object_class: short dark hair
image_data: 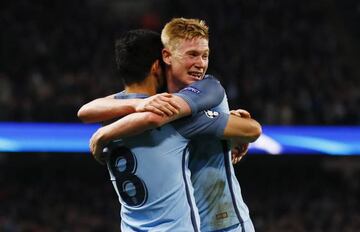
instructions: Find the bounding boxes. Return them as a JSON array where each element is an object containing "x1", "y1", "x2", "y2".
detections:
[{"x1": 115, "y1": 29, "x2": 163, "y2": 85}]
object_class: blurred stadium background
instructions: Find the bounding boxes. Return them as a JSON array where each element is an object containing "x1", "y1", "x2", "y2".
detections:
[{"x1": 1, "y1": 0, "x2": 360, "y2": 231}]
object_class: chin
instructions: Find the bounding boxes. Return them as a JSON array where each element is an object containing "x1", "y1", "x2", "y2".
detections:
[
  {"x1": 187, "y1": 75, "x2": 201, "y2": 82},
  {"x1": 185, "y1": 79, "x2": 197, "y2": 85}
]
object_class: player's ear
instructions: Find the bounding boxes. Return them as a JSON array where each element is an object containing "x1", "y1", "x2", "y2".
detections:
[
  {"x1": 151, "y1": 60, "x2": 165, "y2": 90},
  {"x1": 150, "y1": 60, "x2": 160, "y2": 76},
  {"x1": 162, "y1": 48, "x2": 171, "y2": 65}
]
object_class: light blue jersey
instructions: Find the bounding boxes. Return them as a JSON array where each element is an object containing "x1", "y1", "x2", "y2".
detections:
[
  {"x1": 105, "y1": 78, "x2": 230, "y2": 231},
  {"x1": 189, "y1": 92, "x2": 255, "y2": 232}
]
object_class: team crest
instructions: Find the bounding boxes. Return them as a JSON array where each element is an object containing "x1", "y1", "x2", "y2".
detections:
[{"x1": 205, "y1": 110, "x2": 219, "y2": 118}]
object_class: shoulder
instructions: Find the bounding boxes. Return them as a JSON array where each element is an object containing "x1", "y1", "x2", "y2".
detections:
[{"x1": 204, "y1": 74, "x2": 220, "y2": 82}]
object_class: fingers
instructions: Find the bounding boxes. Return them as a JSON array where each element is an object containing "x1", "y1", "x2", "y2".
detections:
[
  {"x1": 93, "y1": 147, "x2": 106, "y2": 165},
  {"x1": 145, "y1": 103, "x2": 178, "y2": 116},
  {"x1": 144, "y1": 93, "x2": 180, "y2": 116},
  {"x1": 238, "y1": 109, "x2": 251, "y2": 118},
  {"x1": 231, "y1": 143, "x2": 249, "y2": 164},
  {"x1": 230, "y1": 110, "x2": 241, "y2": 117},
  {"x1": 89, "y1": 132, "x2": 106, "y2": 165},
  {"x1": 239, "y1": 143, "x2": 249, "y2": 153},
  {"x1": 232, "y1": 156, "x2": 242, "y2": 164},
  {"x1": 156, "y1": 93, "x2": 180, "y2": 116},
  {"x1": 92, "y1": 150, "x2": 105, "y2": 165},
  {"x1": 237, "y1": 144, "x2": 249, "y2": 157},
  {"x1": 157, "y1": 102, "x2": 179, "y2": 116},
  {"x1": 145, "y1": 105, "x2": 167, "y2": 116},
  {"x1": 231, "y1": 151, "x2": 243, "y2": 164},
  {"x1": 231, "y1": 147, "x2": 240, "y2": 164},
  {"x1": 230, "y1": 109, "x2": 251, "y2": 118}
]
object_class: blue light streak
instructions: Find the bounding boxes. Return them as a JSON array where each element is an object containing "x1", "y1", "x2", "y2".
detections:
[{"x1": 1, "y1": 123, "x2": 359, "y2": 155}]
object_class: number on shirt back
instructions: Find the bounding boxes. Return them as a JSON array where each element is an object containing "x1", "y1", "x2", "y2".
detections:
[{"x1": 107, "y1": 145, "x2": 148, "y2": 207}]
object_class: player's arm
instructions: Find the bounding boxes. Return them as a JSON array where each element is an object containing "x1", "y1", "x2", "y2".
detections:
[
  {"x1": 77, "y1": 93, "x2": 181, "y2": 123},
  {"x1": 90, "y1": 78, "x2": 225, "y2": 162},
  {"x1": 90, "y1": 85, "x2": 224, "y2": 155},
  {"x1": 90, "y1": 110, "x2": 186, "y2": 164},
  {"x1": 208, "y1": 110, "x2": 261, "y2": 162},
  {"x1": 90, "y1": 77, "x2": 226, "y2": 144},
  {"x1": 173, "y1": 109, "x2": 262, "y2": 144},
  {"x1": 227, "y1": 109, "x2": 251, "y2": 163},
  {"x1": 78, "y1": 94, "x2": 139, "y2": 123},
  {"x1": 222, "y1": 115, "x2": 262, "y2": 143},
  {"x1": 89, "y1": 97, "x2": 191, "y2": 164},
  {"x1": 79, "y1": 75, "x2": 224, "y2": 124},
  {"x1": 143, "y1": 76, "x2": 226, "y2": 126}
]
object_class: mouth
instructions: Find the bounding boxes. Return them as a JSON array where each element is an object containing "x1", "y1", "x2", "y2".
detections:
[{"x1": 188, "y1": 71, "x2": 203, "y2": 80}]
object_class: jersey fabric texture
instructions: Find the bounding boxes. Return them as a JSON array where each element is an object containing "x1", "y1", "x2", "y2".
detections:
[
  {"x1": 105, "y1": 78, "x2": 228, "y2": 231},
  {"x1": 189, "y1": 92, "x2": 255, "y2": 232}
]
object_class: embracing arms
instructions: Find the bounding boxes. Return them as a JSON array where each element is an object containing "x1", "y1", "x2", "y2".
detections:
[
  {"x1": 89, "y1": 106, "x2": 261, "y2": 164},
  {"x1": 78, "y1": 77, "x2": 261, "y2": 164},
  {"x1": 78, "y1": 93, "x2": 182, "y2": 123}
]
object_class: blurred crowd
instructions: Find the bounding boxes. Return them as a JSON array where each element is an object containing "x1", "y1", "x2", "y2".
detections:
[
  {"x1": 242, "y1": 156, "x2": 360, "y2": 232},
  {"x1": 1, "y1": 0, "x2": 360, "y2": 124},
  {"x1": 0, "y1": 155, "x2": 119, "y2": 232},
  {"x1": 1, "y1": 154, "x2": 359, "y2": 232}
]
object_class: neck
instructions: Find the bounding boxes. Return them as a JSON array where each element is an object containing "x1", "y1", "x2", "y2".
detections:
[
  {"x1": 165, "y1": 69, "x2": 182, "y2": 93},
  {"x1": 125, "y1": 76, "x2": 157, "y2": 96},
  {"x1": 166, "y1": 81, "x2": 179, "y2": 93}
]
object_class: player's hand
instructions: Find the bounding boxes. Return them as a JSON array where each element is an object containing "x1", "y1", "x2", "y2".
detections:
[
  {"x1": 230, "y1": 108, "x2": 252, "y2": 164},
  {"x1": 231, "y1": 143, "x2": 249, "y2": 164},
  {"x1": 89, "y1": 128, "x2": 107, "y2": 165},
  {"x1": 230, "y1": 109, "x2": 251, "y2": 118},
  {"x1": 136, "y1": 93, "x2": 180, "y2": 117}
]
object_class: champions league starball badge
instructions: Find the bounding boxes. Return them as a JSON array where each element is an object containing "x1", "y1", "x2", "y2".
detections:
[{"x1": 205, "y1": 110, "x2": 219, "y2": 118}]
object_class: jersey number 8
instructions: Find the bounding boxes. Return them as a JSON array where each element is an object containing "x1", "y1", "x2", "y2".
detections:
[{"x1": 108, "y1": 144, "x2": 148, "y2": 207}]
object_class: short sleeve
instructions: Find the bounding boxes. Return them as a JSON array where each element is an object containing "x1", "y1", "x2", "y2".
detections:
[
  {"x1": 174, "y1": 75, "x2": 225, "y2": 115},
  {"x1": 172, "y1": 110, "x2": 230, "y2": 139}
]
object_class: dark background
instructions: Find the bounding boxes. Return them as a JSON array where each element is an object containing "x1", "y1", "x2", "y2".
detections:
[
  {"x1": 1, "y1": 0, "x2": 359, "y2": 124},
  {"x1": 1, "y1": 154, "x2": 359, "y2": 231},
  {"x1": 1, "y1": 0, "x2": 360, "y2": 231}
]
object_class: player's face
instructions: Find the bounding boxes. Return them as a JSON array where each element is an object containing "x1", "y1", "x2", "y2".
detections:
[{"x1": 169, "y1": 37, "x2": 209, "y2": 89}]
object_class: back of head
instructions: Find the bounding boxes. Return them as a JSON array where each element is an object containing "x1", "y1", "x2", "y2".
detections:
[
  {"x1": 115, "y1": 29, "x2": 163, "y2": 85},
  {"x1": 161, "y1": 18, "x2": 209, "y2": 51}
]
